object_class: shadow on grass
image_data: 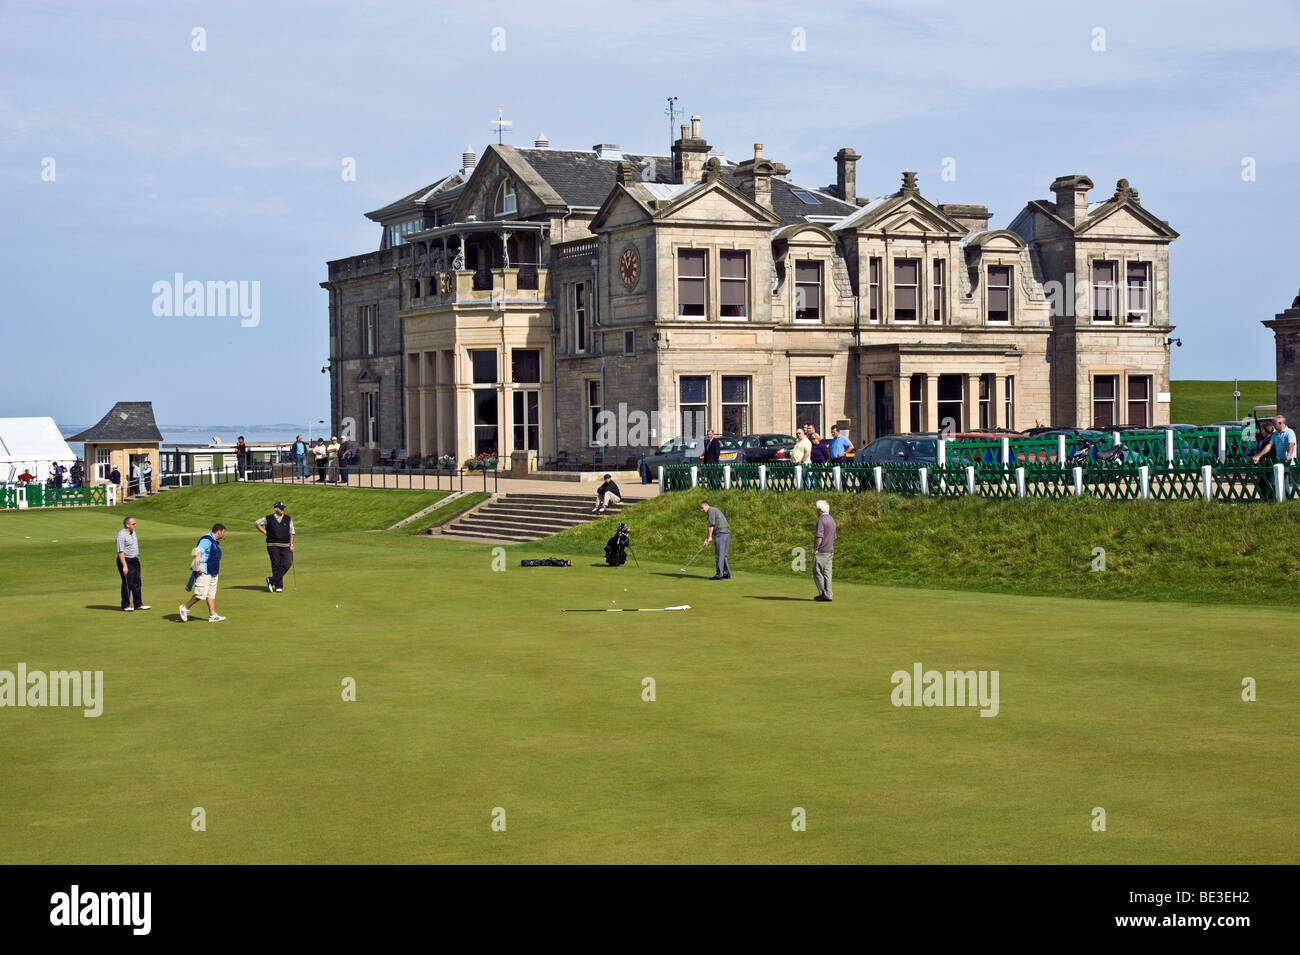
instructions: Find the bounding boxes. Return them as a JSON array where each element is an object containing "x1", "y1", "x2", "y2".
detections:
[
  {"x1": 86, "y1": 605, "x2": 130, "y2": 612},
  {"x1": 745, "y1": 595, "x2": 812, "y2": 601}
]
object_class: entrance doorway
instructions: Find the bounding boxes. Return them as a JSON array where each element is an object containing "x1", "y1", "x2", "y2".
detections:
[{"x1": 874, "y1": 380, "x2": 895, "y2": 438}]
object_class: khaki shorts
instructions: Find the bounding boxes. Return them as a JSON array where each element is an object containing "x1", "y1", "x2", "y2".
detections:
[{"x1": 193, "y1": 574, "x2": 219, "y2": 599}]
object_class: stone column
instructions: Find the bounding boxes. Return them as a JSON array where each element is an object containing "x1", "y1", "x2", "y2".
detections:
[
  {"x1": 994, "y1": 374, "x2": 1009, "y2": 430},
  {"x1": 965, "y1": 374, "x2": 979, "y2": 432},
  {"x1": 925, "y1": 373, "x2": 939, "y2": 433}
]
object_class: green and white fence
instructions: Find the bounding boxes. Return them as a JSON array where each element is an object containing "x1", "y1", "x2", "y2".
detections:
[{"x1": 1, "y1": 484, "x2": 111, "y2": 509}]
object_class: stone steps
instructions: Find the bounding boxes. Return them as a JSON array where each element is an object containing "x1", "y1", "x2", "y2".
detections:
[{"x1": 437, "y1": 493, "x2": 639, "y2": 543}]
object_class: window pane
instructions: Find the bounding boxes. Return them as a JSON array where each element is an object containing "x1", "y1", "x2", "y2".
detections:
[
  {"x1": 720, "y1": 251, "x2": 747, "y2": 279},
  {"x1": 795, "y1": 260, "x2": 820, "y2": 283},
  {"x1": 471, "y1": 350, "x2": 497, "y2": 384},
  {"x1": 720, "y1": 280, "x2": 747, "y2": 308},
  {"x1": 722, "y1": 376, "x2": 748, "y2": 403},
  {"x1": 680, "y1": 376, "x2": 707, "y2": 405},
  {"x1": 895, "y1": 286, "x2": 917, "y2": 310},
  {"x1": 795, "y1": 377, "x2": 822, "y2": 402},
  {"x1": 893, "y1": 259, "x2": 918, "y2": 284},
  {"x1": 511, "y1": 349, "x2": 540, "y2": 384},
  {"x1": 678, "y1": 249, "x2": 706, "y2": 277},
  {"x1": 1094, "y1": 261, "x2": 1114, "y2": 283},
  {"x1": 1095, "y1": 376, "x2": 1115, "y2": 399},
  {"x1": 988, "y1": 288, "x2": 1008, "y2": 311}
]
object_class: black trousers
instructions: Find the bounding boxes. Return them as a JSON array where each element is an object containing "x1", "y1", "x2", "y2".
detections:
[
  {"x1": 268, "y1": 546, "x2": 293, "y2": 589},
  {"x1": 118, "y1": 556, "x2": 142, "y2": 609},
  {"x1": 315, "y1": 458, "x2": 326, "y2": 482}
]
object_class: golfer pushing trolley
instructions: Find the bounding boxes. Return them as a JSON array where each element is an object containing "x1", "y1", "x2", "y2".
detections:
[{"x1": 698, "y1": 500, "x2": 731, "y2": 580}]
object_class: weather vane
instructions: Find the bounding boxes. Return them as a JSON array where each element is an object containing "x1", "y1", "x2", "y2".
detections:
[{"x1": 492, "y1": 106, "x2": 512, "y2": 145}]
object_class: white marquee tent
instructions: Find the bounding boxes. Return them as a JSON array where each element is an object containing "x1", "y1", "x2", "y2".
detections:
[{"x1": 0, "y1": 417, "x2": 77, "y2": 484}]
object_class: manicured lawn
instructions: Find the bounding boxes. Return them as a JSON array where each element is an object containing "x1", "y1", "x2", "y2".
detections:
[
  {"x1": 0, "y1": 486, "x2": 1294, "y2": 863},
  {"x1": 1170, "y1": 379, "x2": 1275, "y2": 424}
]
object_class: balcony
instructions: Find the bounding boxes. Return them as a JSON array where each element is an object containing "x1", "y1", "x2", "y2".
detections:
[{"x1": 405, "y1": 267, "x2": 551, "y2": 309}]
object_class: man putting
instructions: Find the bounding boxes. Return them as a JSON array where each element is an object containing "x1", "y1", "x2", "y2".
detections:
[
  {"x1": 813, "y1": 499, "x2": 836, "y2": 602},
  {"x1": 699, "y1": 500, "x2": 731, "y2": 580},
  {"x1": 254, "y1": 501, "x2": 295, "y2": 592},
  {"x1": 181, "y1": 523, "x2": 226, "y2": 623}
]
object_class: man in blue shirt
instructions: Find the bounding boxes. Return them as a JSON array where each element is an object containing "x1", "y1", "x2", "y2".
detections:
[
  {"x1": 828, "y1": 425, "x2": 855, "y2": 461},
  {"x1": 1253, "y1": 416, "x2": 1296, "y2": 465},
  {"x1": 293, "y1": 435, "x2": 308, "y2": 479},
  {"x1": 180, "y1": 523, "x2": 227, "y2": 623}
]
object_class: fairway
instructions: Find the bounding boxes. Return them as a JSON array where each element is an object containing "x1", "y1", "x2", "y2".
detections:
[{"x1": 1, "y1": 493, "x2": 1295, "y2": 864}]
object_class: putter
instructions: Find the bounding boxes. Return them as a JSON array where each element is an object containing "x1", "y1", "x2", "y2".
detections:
[
  {"x1": 291, "y1": 561, "x2": 298, "y2": 592},
  {"x1": 680, "y1": 543, "x2": 707, "y2": 574}
]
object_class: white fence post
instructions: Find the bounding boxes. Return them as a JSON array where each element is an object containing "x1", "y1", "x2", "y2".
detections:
[
  {"x1": 1000, "y1": 437, "x2": 1010, "y2": 466},
  {"x1": 833, "y1": 465, "x2": 842, "y2": 492},
  {"x1": 794, "y1": 465, "x2": 803, "y2": 490},
  {"x1": 723, "y1": 465, "x2": 731, "y2": 489},
  {"x1": 1113, "y1": 431, "x2": 1122, "y2": 447},
  {"x1": 657, "y1": 466, "x2": 664, "y2": 493},
  {"x1": 1275, "y1": 463, "x2": 1286, "y2": 502},
  {"x1": 937, "y1": 440, "x2": 947, "y2": 467},
  {"x1": 1165, "y1": 429, "x2": 1175, "y2": 463},
  {"x1": 106, "y1": 484, "x2": 117, "y2": 506},
  {"x1": 1015, "y1": 467, "x2": 1026, "y2": 498},
  {"x1": 873, "y1": 466, "x2": 883, "y2": 492},
  {"x1": 1139, "y1": 465, "x2": 1150, "y2": 499},
  {"x1": 966, "y1": 465, "x2": 976, "y2": 495},
  {"x1": 690, "y1": 465, "x2": 698, "y2": 488},
  {"x1": 1201, "y1": 464, "x2": 1213, "y2": 501},
  {"x1": 1057, "y1": 434, "x2": 1067, "y2": 468},
  {"x1": 919, "y1": 466, "x2": 929, "y2": 496},
  {"x1": 1217, "y1": 426, "x2": 1227, "y2": 464},
  {"x1": 16, "y1": 486, "x2": 28, "y2": 509},
  {"x1": 1072, "y1": 466, "x2": 1083, "y2": 496},
  {"x1": 759, "y1": 465, "x2": 768, "y2": 491}
]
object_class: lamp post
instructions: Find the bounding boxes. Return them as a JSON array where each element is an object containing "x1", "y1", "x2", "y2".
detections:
[{"x1": 308, "y1": 419, "x2": 324, "y2": 443}]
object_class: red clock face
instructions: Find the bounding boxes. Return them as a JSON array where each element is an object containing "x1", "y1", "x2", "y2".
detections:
[{"x1": 620, "y1": 246, "x2": 639, "y2": 289}]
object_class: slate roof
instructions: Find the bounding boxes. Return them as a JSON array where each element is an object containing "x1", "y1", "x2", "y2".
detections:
[
  {"x1": 510, "y1": 148, "x2": 677, "y2": 207},
  {"x1": 365, "y1": 172, "x2": 466, "y2": 222},
  {"x1": 762, "y1": 178, "x2": 857, "y2": 227},
  {"x1": 66, "y1": 402, "x2": 164, "y2": 443}
]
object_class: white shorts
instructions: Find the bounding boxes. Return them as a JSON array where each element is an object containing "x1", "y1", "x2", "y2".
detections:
[{"x1": 193, "y1": 574, "x2": 219, "y2": 599}]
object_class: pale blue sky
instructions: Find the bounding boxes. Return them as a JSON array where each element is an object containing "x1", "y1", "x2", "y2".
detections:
[{"x1": 2, "y1": 0, "x2": 1298, "y2": 425}]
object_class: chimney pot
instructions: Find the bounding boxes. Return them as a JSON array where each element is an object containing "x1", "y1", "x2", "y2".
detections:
[
  {"x1": 690, "y1": 114, "x2": 700, "y2": 138},
  {"x1": 754, "y1": 143, "x2": 763, "y2": 159}
]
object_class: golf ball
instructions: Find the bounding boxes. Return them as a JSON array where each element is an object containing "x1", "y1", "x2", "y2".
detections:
[
  {"x1": 335, "y1": 604, "x2": 339, "y2": 608},
  {"x1": 623, "y1": 588, "x2": 627, "y2": 592}
]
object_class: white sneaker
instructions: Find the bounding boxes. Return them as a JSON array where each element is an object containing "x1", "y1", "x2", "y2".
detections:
[
  {"x1": 137, "y1": 605, "x2": 151, "y2": 611},
  {"x1": 275, "y1": 588, "x2": 283, "y2": 593},
  {"x1": 208, "y1": 614, "x2": 226, "y2": 623},
  {"x1": 179, "y1": 604, "x2": 188, "y2": 622},
  {"x1": 122, "y1": 606, "x2": 134, "y2": 612}
]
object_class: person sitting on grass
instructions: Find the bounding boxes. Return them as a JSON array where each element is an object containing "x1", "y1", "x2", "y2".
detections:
[{"x1": 593, "y1": 473, "x2": 622, "y2": 513}]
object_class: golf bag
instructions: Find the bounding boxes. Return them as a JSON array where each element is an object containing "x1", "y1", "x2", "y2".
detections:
[{"x1": 604, "y1": 523, "x2": 630, "y2": 567}]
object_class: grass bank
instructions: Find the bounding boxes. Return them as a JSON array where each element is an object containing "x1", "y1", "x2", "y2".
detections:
[
  {"x1": 1170, "y1": 379, "x2": 1275, "y2": 424},
  {"x1": 547, "y1": 490, "x2": 1300, "y2": 606}
]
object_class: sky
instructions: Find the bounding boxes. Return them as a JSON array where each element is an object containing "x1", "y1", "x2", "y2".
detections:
[{"x1": 2, "y1": 0, "x2": 1298, "y2": 427}]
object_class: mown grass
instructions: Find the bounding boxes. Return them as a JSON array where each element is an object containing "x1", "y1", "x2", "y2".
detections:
[
  {"x1": 1170, "y1": 379, "x2": 1275, "y2": 424},
  {"x1": 120, "y1": 483, "x2": 449, "y2": 532},
  {"x1": 1, "y1": 501, "x2": 1295, "y2": 864},
  {"x1": 549, "y1": 490, "x2": 1300, "y2": 606}
]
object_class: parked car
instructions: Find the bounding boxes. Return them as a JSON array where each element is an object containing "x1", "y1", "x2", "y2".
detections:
[
  {"x1": 642, "y1": 436, "x2": 705, "y2": 473},
  {"x1": 696, "y1": 436, "x2": 743, "y2": 463},
  {"x1": 855, "y1": 434, "x2": 939, "y2": 465},
  {"x1": 736, "y1": 433, "x2": 798, "y2": 463}
]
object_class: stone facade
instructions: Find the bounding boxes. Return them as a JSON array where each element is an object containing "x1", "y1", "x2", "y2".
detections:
[
  {"x1": 324, "y1": 121, "x2": 1179, "y2": 465},
  {"x1": 1263, "y1": 293, "x2": 1300, "y2": 418}
]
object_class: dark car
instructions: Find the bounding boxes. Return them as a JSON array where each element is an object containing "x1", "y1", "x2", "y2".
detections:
[
  {"x1": 736, "y1": 433, "x2": 798, "y2": 463},
  {"x1": 642, "y1": 436, "x2": 705, "y2": 474},
  {"x1": 697, "y1": 436, "x2": 743, "y2": 464},
  {"x1": 855, "y1": 434, "x2": 939, "y2": 465}
]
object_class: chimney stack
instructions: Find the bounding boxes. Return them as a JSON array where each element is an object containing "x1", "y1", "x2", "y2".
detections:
[
  {"x1": 1050, "y1": 175, "x2": 1094, "y2": 225},
  {"x1": 734, "y1": 142, "x2": 775, "y2": 209},
  {"x1": 534, "y1": 131, "x2": 549, "y2": 148},
  {"x1": 672, "y1": 114, "x2": 711, "y2": 184},
  {"x1": 834, "y1": 147, "x2": 860, "y2": 205},
  {"x1": 462, "y1": 144, "x2": 477, "y2": 174}
]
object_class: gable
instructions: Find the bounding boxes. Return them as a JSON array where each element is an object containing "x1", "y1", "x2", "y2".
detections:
[
  {"x1": 850, "y1": 195, "x2": 966, "y2": 236},
  {"x1": 591, "y1": 189, "x2": 652, "y2": 231},
  {"x1": 656, "y1": 183, "x2": 780, "y2": 225},
  {"x1": 1080, "y1": 205, "x2": 1170, "y2": 239},
  {"x1": 449, "y1": 147, "x2": 563, "y2": 222}
]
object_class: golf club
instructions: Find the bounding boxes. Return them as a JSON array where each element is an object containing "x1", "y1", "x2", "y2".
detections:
[
  {"x1": 680, "y1": 542, "x2": 707, "y2": 573},
  {"x1": 562, "y1": 605, "x2": 691, "y2": 613},
  {"x1": 292, "y1": 560, "x2": 298, "y2": 592}
]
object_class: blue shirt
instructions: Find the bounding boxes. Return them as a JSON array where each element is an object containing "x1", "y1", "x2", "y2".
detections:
[
  {"x1": 195, "y1": 533, "x2": 222, "y2": 576},
  {"x1": 829, "y1": 435, "x2": 851, "y2": 458},
  {"x1": 1270, "y1": 427, "x2": 1296, "y2": 463}
]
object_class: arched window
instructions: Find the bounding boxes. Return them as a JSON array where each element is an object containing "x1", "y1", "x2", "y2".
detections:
[{"x1": 494, "y1": 180, "x2": 516, "y2": 216}]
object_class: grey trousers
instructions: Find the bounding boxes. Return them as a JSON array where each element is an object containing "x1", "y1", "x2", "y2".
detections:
[
  {"x1": 713, "y1": 532, "x2": 731, "y2": 577},
  {"x1": 814, "y1": 551, "x2": 833, "y2": 599}
]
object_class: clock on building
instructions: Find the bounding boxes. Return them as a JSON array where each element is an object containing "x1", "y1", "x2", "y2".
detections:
[{"x1": 619, "y1": 245, "x2": 640, "y2": 289}]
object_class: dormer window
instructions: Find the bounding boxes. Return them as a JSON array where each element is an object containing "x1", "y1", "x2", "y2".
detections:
[
  {"x1": 987, "y1": 265, "x2": 1012, "y2": 323},
  {"x1": 494, "y1": 180, "x2": 517, "y2": 216}
]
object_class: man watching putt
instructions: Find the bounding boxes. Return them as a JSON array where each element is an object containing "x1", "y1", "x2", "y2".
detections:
[
  {"x1": 593, "y1": 473, "x2": 622, "y2": 513},
  {"x1": 255, "y1": 501, "x2": 295, "y2": 592}
]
